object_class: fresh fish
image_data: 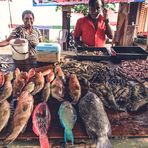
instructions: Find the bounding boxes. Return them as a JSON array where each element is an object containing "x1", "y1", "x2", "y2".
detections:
[
  {"x1": 42, "y1": 68, "x2": 52, "y2": 76},
  {"x1": 58, "y1": 101, "x2": 77, "y2": 144},
  {"x1": 127, "y1": 82, "x2": 148, "y2": 111},
  {"x1": 46, "y1": 71, "x2": 55, "y2": 83},
  {"x1": 55, "y1": 65, "x2": 66, "y2": 84},
  {"x1": 31, "y1": 72, "x2": 45, "y2": 96},
  {"x1": 3, "y1": 91, "x2": 34, "y2": 145},
  {"x1": 90, "y1": 82, "x2": 123, "y2": 111},
  {"x1": 0, "y1": 72, "x2": 13, "y2": 103},
  {"x1": 69, "y1": 74, "x2": 81, "y2": 104},
  {"x1": 0, "y1": 100, "x2": 10, "y2": 132},
  {"x1": 12, "y1": 68, "x2": 30, "y2": 97},
  {"x1": 78, "y1": 91, "x2": 112, "y2": 148},
  {"x1": 42, "y1": 82, "x2": 51, "y2": 102},
  {"x1": 14, "y1": 68, "x2": 21, "y2": 79},
  {"x1": 12, "y1": 77, "x2": 26, "y2": 97},
  {"x1": 0, "y1": 71, "x2": 5, "y2": 88},
  {"x1": 23, "y1": 81, "x2": 35, "y2": 93},
  {"x1": 32, "y1": 102, "x2": 51, "y2": 148},
  {"x1": 28, "y1": 68, "x2": 36, "y2": 79},
  {"x1": 51, "y1": 76, "x2": 65, "y2": 102}
]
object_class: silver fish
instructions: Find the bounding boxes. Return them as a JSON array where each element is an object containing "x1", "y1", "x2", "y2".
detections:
[{"x1": 79, "y1": 91, "x2": 112, "y2": 148}]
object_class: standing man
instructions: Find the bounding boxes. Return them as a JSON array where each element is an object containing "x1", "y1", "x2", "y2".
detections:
[{"x1": 74, "y1": 0, "x2": 113, "y2": 47}]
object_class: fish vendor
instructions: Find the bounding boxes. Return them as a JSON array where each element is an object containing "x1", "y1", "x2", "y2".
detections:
[
  {"x1": 0, "y1": 10, "x2": 42, "y2": 58},
  {"x1": 74, "y1": 0, "x2": 113, "y2": 47}
]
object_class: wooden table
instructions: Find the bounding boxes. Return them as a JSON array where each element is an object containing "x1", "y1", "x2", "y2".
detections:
[{"x1": 0, "y1": 55, "x2": 148, "y2": 145}]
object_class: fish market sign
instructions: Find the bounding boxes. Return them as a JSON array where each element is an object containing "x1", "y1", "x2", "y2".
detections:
[{"x1": 33, "y1": 0, "x2": 88, "y2": 6}]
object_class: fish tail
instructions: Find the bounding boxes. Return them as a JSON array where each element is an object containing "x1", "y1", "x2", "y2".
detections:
[
  {"x1": 96, "y1": 136, "x2": 112, "y2": 148},
  {"x1": 39, "y1": 135, "x2": 50, "y2": 148},
  {"x1": 64, "y1": 128, "x2": 74, "y2": 145},
  {"x1": 3, "y1": 131, "x2": 19, "y2": 145}
]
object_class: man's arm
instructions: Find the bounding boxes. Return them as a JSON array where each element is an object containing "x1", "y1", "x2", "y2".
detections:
[
  {"x1": 74, "y1": 37, "x2": 88, "y2": 47},
  {"x1": 103, "y1": 8, "x2": 113, "y2": 39},
  {"x1": 105, "y1": 19, "x2": 113, "y2": 39}
]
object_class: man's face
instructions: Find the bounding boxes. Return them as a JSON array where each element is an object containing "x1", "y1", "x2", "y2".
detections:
[
  {"x1": 88, "y1": 3, "x2": 101, "y2": 20},
  {"x1": 23, "y1": 14, "x2": 34, "y2": 28}
]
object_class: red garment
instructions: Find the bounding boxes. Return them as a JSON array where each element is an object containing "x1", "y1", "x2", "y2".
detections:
[{"x1": 74, "y1": 15, "x2": 106, "y2": 47}]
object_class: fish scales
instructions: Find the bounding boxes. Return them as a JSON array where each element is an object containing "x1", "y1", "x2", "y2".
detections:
[
  {"x1": 3, "y1": 91, "x2": 34, "y2": 145},
  {"x1": 58, "y1": 101, "x2": 77, "y2": 145},
  {"x1": 0, "y1": 100, "x2": 10, "y2": 132},
  {"x1": 79, "y1": 91, "x2": 112, "y2": 148}
]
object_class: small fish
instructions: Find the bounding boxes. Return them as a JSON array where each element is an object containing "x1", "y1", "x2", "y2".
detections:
[
  {"x1": 23, "y1": 81, "x2": 35, "y2": 93},
  {"x1": 0, "y1": 71, "x2": 5, "y2": 88},
  {"x1": 51, "y1": 76, "x2": 65, "y2": 102},
  {"x1": 0, "y1": 72, "x2": 13, "y2": 103},
  {"x1": 79, "y1": 91, "x2": 112, "y2": 148},
  {"x1": 55, "y1": 65, "x2": 66, "y2": 84},
  {"x1": 12, "y1": 77, "x2": 26, "y2": 97},
  {"x1": 31, "y1": 72, "x2": 45, "y2": 96},
  {"x1": 46, "y1": 71, "x2": 55, "y2": 83},
  {"x1": 42, "y1": 82, "x2": 51, "y2": 102},
  {"x1": 32, "y1": 102, "x2": 51, "y2": 148},
  {"x1": 28, "y1": 68, "x2": 36, "y2": 79},
  {"x1": 69, "y1": 74, "x2": 81, "y2": 104},
  {"x1": 0, "y1": 100, "x2": 10, "y2": 132},
  {"x1": 58, "y1": 101, "x2": 77, "y2": 144},
  {"x1": 3, "y1": 91, "x2": 34, "y2": 145},
  {"x1": 127, "y1": 82, "x2": 148, "y2": 111}
]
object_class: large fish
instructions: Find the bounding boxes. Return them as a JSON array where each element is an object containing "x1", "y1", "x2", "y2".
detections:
[
  {"x1": 3, "y1": 91, "x2": 34, "y2": 145},
  {"x1": 58, "y1": 101, "x2": 77, "y2": 144},
  {"x1": 0, "y1": 72, "x2": 13, "y2": 103},
  {"x1": 0, "y1": 100, "x2": 10, "y2": 132},
  {"x1": 32, "y1": 102, "x2": 51, "y2": 148},
  {"x1": 51, "y1": 76, "x2": 65, "y2": 101},
  {"x1": 69, "y1": 73, "x2": 81, "y2": 104},
  {"x1": 78, "y1": 91, "x2": 112, "y2": 148},
  {"x1": 55, "y1": 65, "x2": 66, "y2": 84},
  {"x1": 31, "y1": 72, "x2": 45, "y2": 96}
]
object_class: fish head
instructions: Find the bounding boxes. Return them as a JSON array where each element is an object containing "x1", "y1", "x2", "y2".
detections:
[{"x1": 79, "y1": 77, "x2": 90, "y2": 97}]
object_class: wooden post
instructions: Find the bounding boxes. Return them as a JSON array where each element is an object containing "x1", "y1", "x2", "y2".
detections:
[
  {"x1": 62, "y1": 6, "x2": 71, "y2": 50},
  {"x1": 146, "y1": 7, "x2": 148, "y2": 51}
]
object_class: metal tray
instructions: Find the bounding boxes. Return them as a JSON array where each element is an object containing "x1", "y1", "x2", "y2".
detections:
[
  {"x1": 76, "y1": 47, "x2": 110, "y2": 61},
  {"x1": 111, "y1": 46, "x2": 148, "y2": 60}
]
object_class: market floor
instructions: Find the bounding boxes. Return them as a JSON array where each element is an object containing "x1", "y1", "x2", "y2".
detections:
[{"x1": 0, "y1": 138, "x2": 147, "y2": 148}]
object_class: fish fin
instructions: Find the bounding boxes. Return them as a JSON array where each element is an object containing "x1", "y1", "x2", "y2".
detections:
[
  {"x1": 96, "y1": 136, "x2": 112, "y2": 148},
  {"x1": 39, "y1": 135, "x2": 50, "y2": 148},
  {"x1": 64, "y1": 128, "x2": 74, "y2": 145}
]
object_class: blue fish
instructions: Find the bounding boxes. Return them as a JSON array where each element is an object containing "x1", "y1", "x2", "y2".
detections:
[{"x1": 58, "y1": 101, "x2": 77, "y2": 144}]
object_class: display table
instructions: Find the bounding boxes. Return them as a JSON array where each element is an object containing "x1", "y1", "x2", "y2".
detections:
[{"x1": 0, "y1": 54, "x2": 147, "y2": 146}]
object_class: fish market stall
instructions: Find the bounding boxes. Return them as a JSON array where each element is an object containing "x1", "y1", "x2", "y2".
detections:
[{"x1": 0, "y1": 52, "x2": 147, "y2": 147}]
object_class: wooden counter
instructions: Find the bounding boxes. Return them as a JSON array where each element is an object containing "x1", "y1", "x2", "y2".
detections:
[{"x1": 0, "y1": 55, "x2": 148, "y2": 143}]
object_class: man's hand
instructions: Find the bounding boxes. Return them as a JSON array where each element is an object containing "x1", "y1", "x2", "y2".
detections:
[{"x1": 103, "y1": 8, "x2": 108, "y2": 20}]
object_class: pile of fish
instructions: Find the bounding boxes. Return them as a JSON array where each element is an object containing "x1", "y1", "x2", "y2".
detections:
[
  {"x1": 0, "y1": 64, "x2": 81, "y2": 146},
  {"x1": 0, "y1": 58, "x2": 147, "y2": 147},
  {"x1": 61, "y1": 60, "x2": 148, "y2": 112}
]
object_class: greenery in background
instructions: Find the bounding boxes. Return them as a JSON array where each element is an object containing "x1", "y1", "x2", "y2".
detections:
[{"x1": 56, "y1": 3, "x2": 116, "y2": 16}]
